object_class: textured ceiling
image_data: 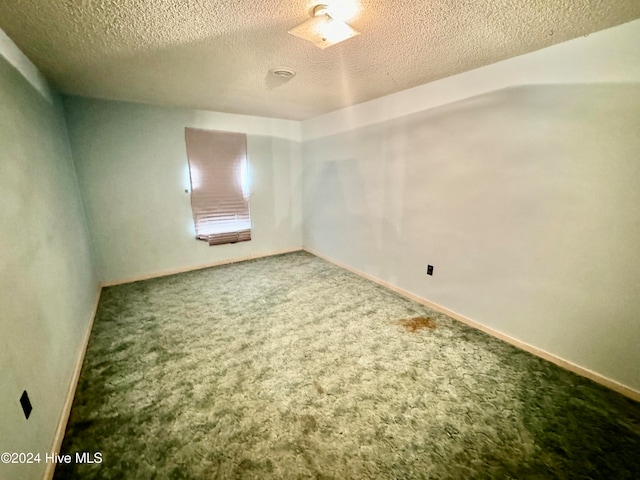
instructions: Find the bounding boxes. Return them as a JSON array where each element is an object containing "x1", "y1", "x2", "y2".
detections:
[{"x1": 1, "y1": 0, "x2": 639, "y2": 120}]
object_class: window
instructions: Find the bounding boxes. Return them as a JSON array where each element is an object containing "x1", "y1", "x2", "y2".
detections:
[{"x1": 184, "y1": 128, "x2": 251, "y2": 246}]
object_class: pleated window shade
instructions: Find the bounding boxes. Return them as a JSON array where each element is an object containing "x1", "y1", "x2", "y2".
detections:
[{"x1": 185, "y1": 128, "x2": 251, "y2": 246}]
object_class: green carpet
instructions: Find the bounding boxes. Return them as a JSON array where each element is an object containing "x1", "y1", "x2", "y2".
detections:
[{"x1": 56, "y1": 251, "x2": 640, "y2": 479}]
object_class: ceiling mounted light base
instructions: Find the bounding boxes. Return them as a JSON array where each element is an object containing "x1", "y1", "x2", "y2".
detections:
[{"x1": 288, "y1": 4, "x2": 360, "y2": 49}]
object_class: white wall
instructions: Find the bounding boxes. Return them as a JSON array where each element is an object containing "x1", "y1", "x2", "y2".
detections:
[
  {"x1": 0, "y1": 45, "x2": 98, "y2": 479},
  {"x1": 301, "y1": 21, "x2": 640, "y2": 393},
  {"x1": 64, "y1": 97, "x2": 302, "y2": 284}
]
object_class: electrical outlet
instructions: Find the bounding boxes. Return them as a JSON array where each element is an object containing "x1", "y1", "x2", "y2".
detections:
[
  {"x1": 427, "y1": 265, "x2": 434, "y2": 276},
  {"x1": 20, "y1": 390, "x2": 32, "y2": 419}
]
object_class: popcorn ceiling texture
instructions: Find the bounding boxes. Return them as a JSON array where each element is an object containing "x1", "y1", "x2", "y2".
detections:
[
  {"x1": 55, "y1": 252, "x2": 640, "y2": 479},
  {"x1": 0, "y1": 1, "x2": 639, "y2": 119}
]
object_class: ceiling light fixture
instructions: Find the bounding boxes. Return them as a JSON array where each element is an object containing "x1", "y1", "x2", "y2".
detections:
[{"x1": 288, "y1": 4, "x2": 360, "y2": 49}]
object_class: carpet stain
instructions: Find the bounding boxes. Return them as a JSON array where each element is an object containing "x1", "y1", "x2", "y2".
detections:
[
  {"x1": 313, "y1": 380, "x2": 325, "y2": 394},
  {"x1": 396, "y1": 316, "x2": 436, "y2": 332},
  {"x1": 300, "y1": 414, "x2": 318, "y2": 434}
]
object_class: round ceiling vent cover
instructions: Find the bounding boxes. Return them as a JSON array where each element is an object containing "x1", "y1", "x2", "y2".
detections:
[{"x1": 271, "y1": 68, "x2": 296, "y2": 79}]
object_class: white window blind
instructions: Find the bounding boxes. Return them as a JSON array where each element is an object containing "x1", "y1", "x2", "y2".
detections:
[{"x1": 184, "y1": 128, "x2": 251, "y2": 246}]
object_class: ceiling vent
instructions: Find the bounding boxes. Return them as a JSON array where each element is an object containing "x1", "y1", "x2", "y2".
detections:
[{"x1": 270, "y1": 68, "x2": 296, "y2": 79}]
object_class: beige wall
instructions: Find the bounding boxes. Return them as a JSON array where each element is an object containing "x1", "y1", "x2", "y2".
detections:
[
  {"x1": 0, "y1": 55, "x2": 98, "y2": 479},
  {"x1": 64, "y1": 97, "x2": 303, "y2": 285}
]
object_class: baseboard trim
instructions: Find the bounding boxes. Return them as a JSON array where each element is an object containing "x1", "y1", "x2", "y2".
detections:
[
  {"x1": 304, "y1": 247, "x2": 640, "y2": 403},
  {"x1": 102, "y1": 247, "x2": 304, "y2": 287},
  {"x1": 43, "y1": 284, "x2": 103, "y2": 480}
]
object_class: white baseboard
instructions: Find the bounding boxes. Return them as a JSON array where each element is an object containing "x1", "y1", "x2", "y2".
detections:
[
  {"x1": 102, "y1": 247, "x2": 303, "y2": 287},
  {"x1": 43, "y1": 284, "x2": 103, "y2": 480},
  {"x1": 304, "y1": 247, "x2": 640, "y2": 403}
]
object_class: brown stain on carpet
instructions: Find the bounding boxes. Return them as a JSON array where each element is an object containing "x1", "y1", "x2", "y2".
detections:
[
  {"x1": 396, "y1": 316, "x2": 436, "y2": 332},
  {"x1": 300, "y1": 414, "x2": 317, "y2": 434},
  {"x1": 313, "y1": 380, "x2": 324, "y2": 395}
]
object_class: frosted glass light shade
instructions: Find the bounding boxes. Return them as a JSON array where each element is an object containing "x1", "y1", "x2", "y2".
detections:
[{"x1": 288, "y1": 11, "x2": 360, "y2": 49}]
